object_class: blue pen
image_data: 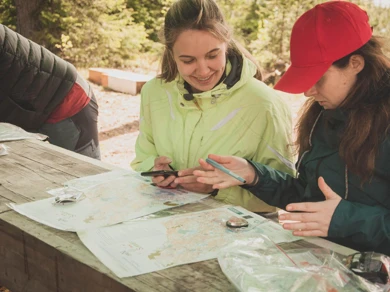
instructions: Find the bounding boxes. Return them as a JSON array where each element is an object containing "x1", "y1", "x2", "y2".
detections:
[{"x1": 205, "y1": 158, "x2": 246, "y2": 184}]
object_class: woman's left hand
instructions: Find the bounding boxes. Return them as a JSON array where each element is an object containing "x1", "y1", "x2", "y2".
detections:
[
  {"x1": 279, "y1": 177, "x2": 342, "y2": 237},
  {"x1": 172, "y1": 167, "x2": 214, "y2": 194}
]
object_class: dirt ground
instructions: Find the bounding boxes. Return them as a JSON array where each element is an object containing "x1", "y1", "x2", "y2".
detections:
[
  {"x1": 93, "y1": 82, "x2": 306, "y2": 169},
  {"x1": 93, "y1": 82, "x2": 141, "y2": 169}
]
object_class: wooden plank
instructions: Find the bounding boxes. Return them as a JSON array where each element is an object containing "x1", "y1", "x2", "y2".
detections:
[
  {"x1": 0, "y1": 212, "x2": 161, "y2": 292},
  {"x1": 157, "y1": 261, "x2": 234, "y2": 292},
  {"x1": 0, "y1": 158, "x2": 65, "y2": 201},
  {"x1": 0, "y1": 139, "x2": 114, "y2": 212},
  {"x1": 5, "y1": 140, "x2": 110, "y2": 178},
  {"x1": 0, "y1": 184, "x2": 31, "y2": 214},
  {"x1": 25, "y1": 139, "x2": 120, "y2": 171}
]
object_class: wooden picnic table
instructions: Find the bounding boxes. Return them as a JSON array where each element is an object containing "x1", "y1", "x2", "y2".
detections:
[{"x1": 0, "y1": 139, "x2": 355, "y2": 292}]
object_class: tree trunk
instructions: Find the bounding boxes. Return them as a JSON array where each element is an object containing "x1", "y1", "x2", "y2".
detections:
[{"x1": 14, "y1": 0, "x2": 45, "y2": 39}]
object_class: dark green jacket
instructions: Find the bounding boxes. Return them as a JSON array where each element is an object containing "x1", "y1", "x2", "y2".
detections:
[
  {"x1": 243, "y1": 109, "x2": 390, "y2": 255},
  {"x1": 0, "y1": 24, "x2": 77, "y2": 131}
]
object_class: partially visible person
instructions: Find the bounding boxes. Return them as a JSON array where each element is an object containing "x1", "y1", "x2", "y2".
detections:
[
  {"x1": 131, "y1": 0, "x2": 294, "y2": 213},
  {"x1": 194, "y1": 1, "x2": 390, "y2": 255},
  {"x1": 0, "y1": 24, "x2": 100, "y2": 159}
]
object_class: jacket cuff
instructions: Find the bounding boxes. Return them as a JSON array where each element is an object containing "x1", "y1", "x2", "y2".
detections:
[
  {"x1": 329, "y1": 199, "x2": 376, "y2": 238},
  {"x1": 133, "y1": 156, "x2": 156, "y2": 172},
  {"x1": 240, "y1": 160, "x2": 263, "y2": 191},
  {"x1": 328, "y1": 199, "x2": 348, "y2": 237}
]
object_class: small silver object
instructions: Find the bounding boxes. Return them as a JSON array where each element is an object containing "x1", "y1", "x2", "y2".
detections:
[
  {"x1": 226, "y1": 216, "x2": 249, "y2": 228},
  {"x1": 53, "y1": 190, "x2": 84, "y2": 204}
]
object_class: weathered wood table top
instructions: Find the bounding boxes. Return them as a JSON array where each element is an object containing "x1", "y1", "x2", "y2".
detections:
[
  {"x1": 0, "y1": 139, "x2": 238, "y2": 292},
  {"x1": 0, "y1": 139, "x2": 355, "y2": 292}
]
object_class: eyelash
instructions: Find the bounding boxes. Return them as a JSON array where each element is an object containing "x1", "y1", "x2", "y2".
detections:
[{"x1": 182, "y1": 55, "x2": 218, "y2": 64}]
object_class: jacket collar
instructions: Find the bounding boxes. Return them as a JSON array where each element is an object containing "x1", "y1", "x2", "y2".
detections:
[{"x1": 322, "y1": 108, "x2": 348, "y2": 129}]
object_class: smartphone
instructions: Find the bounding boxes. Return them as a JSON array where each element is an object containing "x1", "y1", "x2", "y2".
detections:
[{"x1": 140, "y1": 170, "x2": 179, "y2": 178}]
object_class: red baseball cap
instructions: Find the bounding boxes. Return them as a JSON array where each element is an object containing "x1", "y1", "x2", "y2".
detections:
[{"x1": 274, "y1": 1, "x2": 372, "y2": 94}]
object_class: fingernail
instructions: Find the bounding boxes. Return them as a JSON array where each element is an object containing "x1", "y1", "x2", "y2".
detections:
[
  {"x1": 286, "y1": 206, "x2": 292, "y2": 211},
  {"x1": 279, "y1": 215, "x2": 285, "y2": 220}
]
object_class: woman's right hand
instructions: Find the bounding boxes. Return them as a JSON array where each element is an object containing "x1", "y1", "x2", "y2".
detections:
[
  {"x1": 151, "y1": 156, "x2": 176, "y2": 187},
  {"x1": 193, "y1": 154, "x2": 256, "y2": 189}
]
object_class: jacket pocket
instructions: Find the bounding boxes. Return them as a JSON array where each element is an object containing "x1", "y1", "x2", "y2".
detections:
[{"x1": 0, "y1": 95, "x2": 46, "y2": 131}]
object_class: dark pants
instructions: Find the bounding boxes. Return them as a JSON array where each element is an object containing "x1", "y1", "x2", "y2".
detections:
[{"x1": 39, "y1": 92, "x2": 101, "y2": 160}]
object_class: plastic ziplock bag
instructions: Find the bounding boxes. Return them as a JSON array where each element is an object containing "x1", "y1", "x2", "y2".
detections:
[
  {"x1": 218, "y1": 236, "x2": 385, "y2": 292},
  {"x1": 0, "y1": 122, "x2": 47, "y2": 142},
  {"x1": 0, "y1": 144, "x2": 9, "y2": 156}
]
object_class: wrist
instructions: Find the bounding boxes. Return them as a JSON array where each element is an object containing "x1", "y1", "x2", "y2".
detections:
[{"x1": 245, "y1": 164, "x2": 259, "y2": 186}]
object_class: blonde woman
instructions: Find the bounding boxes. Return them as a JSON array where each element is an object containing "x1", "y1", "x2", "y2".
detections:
[{"x1": 131, "y1": 0, "x2": 294, "y2": 213}]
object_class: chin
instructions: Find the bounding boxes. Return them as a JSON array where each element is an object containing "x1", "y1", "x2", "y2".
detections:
[
  {"x1": 189, "y1": 82, "x2": 217, "y2": 93},
  {"x1": 187, "y1": 72, "x2": 221, "y2": 93}
]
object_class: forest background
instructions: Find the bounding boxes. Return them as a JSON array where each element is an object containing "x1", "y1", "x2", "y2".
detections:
[
  {"x1": 0, "y1": 0, "x2": 390, "y2": 169},
  {"x1": 1, "y1": 0, "x2": 390, "y2": 73}
]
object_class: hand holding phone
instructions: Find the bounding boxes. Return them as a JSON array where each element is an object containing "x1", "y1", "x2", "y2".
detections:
[{"x1": 140, "y1": 170, "x2": 178, "y2": 178}]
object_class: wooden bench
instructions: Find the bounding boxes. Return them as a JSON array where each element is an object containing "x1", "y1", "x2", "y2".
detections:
[{"x1": 88, "y1": 68, "x2": 155, "y2": 95}]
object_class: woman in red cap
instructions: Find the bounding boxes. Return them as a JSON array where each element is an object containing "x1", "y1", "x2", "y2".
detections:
[{"x1": 194, "y1": 1, "x2": 390, "y2": 256}]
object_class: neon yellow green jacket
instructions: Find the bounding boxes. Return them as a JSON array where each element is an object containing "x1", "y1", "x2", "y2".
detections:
[{"x1": 131, "y1": 54, "x2": 295, "y2": 212}]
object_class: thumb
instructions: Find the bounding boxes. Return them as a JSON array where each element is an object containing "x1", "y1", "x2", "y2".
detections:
[
  {"x1": 208, "y1": 154, "x2": 231, "y2": 164},
  {"x1": 199, "y1": 158, "x2": 215, "y2": 170},
  {"x1": 318, "y1": 177, "x2": 339, "y2": 200}
]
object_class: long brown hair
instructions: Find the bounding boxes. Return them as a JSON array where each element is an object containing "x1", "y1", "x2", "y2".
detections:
[
  {"x1": 158, "y1": 0, "x2": 262, "y2": 82},
  {"x1": 296, "y1": 36, "x2": 390, "y2": 182}
]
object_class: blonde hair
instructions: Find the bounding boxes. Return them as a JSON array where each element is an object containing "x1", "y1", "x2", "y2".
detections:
[{"x1": 159, "y1": 0, "x2": 262, "y2": 82}]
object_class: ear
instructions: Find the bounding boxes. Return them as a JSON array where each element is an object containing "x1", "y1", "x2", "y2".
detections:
[{"x1": 348, "y1": 55, "x2": 365, "y2": 74}]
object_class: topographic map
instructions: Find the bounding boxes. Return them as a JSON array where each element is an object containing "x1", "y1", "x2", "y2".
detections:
[
  {"x1": 77, "y1": 206, "x2": 299, "y2": 277},
  {"x1": 8, "y1": 170, "x2": 207, "y2": 231}
]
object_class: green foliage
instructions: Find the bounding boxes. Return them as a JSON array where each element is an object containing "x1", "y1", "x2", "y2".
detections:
[
  {"x1": 0, "y1": 0, "x2": 16, "y2": 30},
  {"x1": 126, "y1": 0, "x2": 174, "y2": 42},
  {"x1": 59, "y1": 0, "x2": 152, "y2": 67},
  {"x1": 43, "y1": 0, "x2": 162, "y2": 69},
  {"x1": 4, "y1": 0, "x2": 390, "y2": 71},
  {"x1": 247, "y1": 0, "x2": 322, "y2": 71},
  {"x1": 238, "y1": 0, "x2": 261, "y2": 42},
  {"x1": 355, "y1": 0, "x2": 390, "y2": 56},
  {"x1": 34, "y1": 0, "x2": 67, "y2": 53}
]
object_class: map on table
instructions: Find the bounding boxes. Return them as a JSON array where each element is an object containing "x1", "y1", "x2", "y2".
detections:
[
  {"x1": 8, "y1": 170, "x2": 208, "y2": 232},
  {"x1": 77, "y1": 206, "x2": 300, "y2": 278}
]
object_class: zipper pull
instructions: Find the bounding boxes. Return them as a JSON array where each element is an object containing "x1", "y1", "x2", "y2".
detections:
[{"x1": 211, "y1": 94, "x2": 221, "y2": 104}]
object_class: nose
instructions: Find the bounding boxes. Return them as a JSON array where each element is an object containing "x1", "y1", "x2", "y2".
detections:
[
  {"x1": 196, "y1": 59, "x2": 210, "y2": 76},
  {"x1": 304, "y1": 85, "x2": 318, "y2": 97}
]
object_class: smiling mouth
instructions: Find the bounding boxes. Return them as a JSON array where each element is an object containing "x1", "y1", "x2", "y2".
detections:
[{"x1": 195, "y1": 74, "x2": 213, "y2": 81}]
